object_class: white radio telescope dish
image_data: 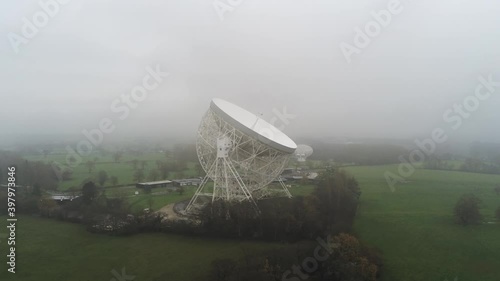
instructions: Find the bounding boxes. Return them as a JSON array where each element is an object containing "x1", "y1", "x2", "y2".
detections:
[
  {"x1": 295, "y1": 144, "x2": 314, "y2": 162},
  {"x1": 186, "y1": 98, "x2": 297, "y2": 212}
]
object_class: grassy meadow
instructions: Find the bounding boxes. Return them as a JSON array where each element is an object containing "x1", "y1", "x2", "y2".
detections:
[
  {"x1": 0, "y1": 215, "x2": 283, "y2": 281},
  {"x1": 345, "y1": 165, "x2": 500, "y2": 281}
]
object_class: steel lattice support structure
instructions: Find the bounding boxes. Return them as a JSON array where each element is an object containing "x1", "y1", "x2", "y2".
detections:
[{"x1": 185, "y1": 106, "x2": 293, "y2": 213}]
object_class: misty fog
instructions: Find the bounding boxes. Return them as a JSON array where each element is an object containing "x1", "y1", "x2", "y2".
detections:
[{"x1": 1, "y1": 0, "x2": 500, "y2": 147}]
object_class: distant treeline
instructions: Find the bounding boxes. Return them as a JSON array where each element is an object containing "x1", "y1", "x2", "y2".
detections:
[
  {"x1": 424, "y1": 155, "x2": 500, "y2": 175},
  {"x1": 309, "y1": 142, "x2": 408, "y2": 165},
  {"x1": 0, "y1": 151, "x2": 59, "y2": 190},
  {"x1": 469, "y1": 142, "x2": 500, "y2": 161}
]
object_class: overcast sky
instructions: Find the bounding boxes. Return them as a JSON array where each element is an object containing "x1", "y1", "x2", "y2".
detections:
[{"x1": 1, "y1": 0, "x2": 499, "y2": 145}]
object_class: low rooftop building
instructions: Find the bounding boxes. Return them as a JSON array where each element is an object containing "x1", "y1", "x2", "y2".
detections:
[{"x1": 136, "y1": 180, "x2": 174, "y2": 189}]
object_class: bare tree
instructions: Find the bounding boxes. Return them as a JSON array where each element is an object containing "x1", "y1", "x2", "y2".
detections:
[
  {"x1": 133, "y1": 169, "x2": 145, "y2": 183},
  {"x1": 42, "y1": 149, "x2": 51, "y2": 158},
  {"x1": 85, "y1": 160, "x2": 96, "y2": 173},
  {"x1": 112, "y1": 151, "x2": 124, "y2": 163},
  {"x1": 147, "y1": 197, "x2": 154, "y2": 210},
  {"x1": 176, "y1": 170, "x2": 185, "y2": 179},
  {"x1": 130, "y1": 159, "x2": 139, "y2": 170},
  {"x1": 176, "y1": 187, "x2": 185, "y2": 196},
  {"x1": 164, "y1": 149, "x2": 172, "y2": 159},
  {"x1": 494, "y1": 185, "x2": 500, "y2": 196},
  {"x1": 158, "y1": 161, "x2": 169, "y2": 179},
  {"x1": 149, "y1": 169, "x2": 159, "y2": 181},
  {"x1": 110, "y1": 175, "x2": 118, "y2": 186}
]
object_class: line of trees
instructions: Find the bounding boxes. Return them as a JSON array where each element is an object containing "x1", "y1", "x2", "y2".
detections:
[
  {"x1": 423, "y1": 155, "x2": 454, "y2": 170},
  {"x1": 459, "y1": 158, "x2": 500, "y2": 174},
  {"x1": 187, "y1": 168, "x2": 361, "y2": 241},
  {"x1": 36, "y1": 181, "x2": 135, "y2": 225},
  {"x1": 0, "y1": 151, "x2": 59, "y2": 190},
  {"x1": 305, "y1": 142, "x2": 408, "y2": 165},
  {"x1": 207, "y1": 233, "x2": 381, "y2": 281},
  {"x1": 129, "y1": 158, "x2": 192, "y2": 183},
  {"x1": 423, "y1": 155, "x2": 500, "y2": 175}
]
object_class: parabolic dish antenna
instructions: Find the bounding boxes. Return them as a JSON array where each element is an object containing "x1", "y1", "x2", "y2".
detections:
[
  {"x1": 185, "y1": 98, "x2": 297, "y2": 212},
  {"x1": 295, "y1": 144, "x2": 314, "y2": 162}
]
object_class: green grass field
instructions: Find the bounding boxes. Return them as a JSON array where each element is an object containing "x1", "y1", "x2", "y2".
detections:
[
  {"x1": 0, "y1": 215, "x2": 283, "y2": 281},
  {"x1": 345, "y1": 165, "x2": 500, "y2": 281}
]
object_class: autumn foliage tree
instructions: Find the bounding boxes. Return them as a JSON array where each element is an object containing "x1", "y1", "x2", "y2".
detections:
[
  {"x1": 323, "y1": 233, "x2": 379, "y2": 281},
  {"x1": 38, "y1": 196, "x2": 59, "y2": 217},
  {"x1": 207, "y1": 233, "x2": 380, "y2": 281}
]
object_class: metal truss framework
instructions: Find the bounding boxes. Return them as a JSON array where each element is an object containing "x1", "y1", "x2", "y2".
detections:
[{"x1": 185, "y1": 108, "x2": 293, "y2": 213}]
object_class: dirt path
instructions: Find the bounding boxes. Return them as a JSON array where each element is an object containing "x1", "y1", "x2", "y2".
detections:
[{"x1": 156, "y1": 203, "x2": 180, "y2": 220}]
